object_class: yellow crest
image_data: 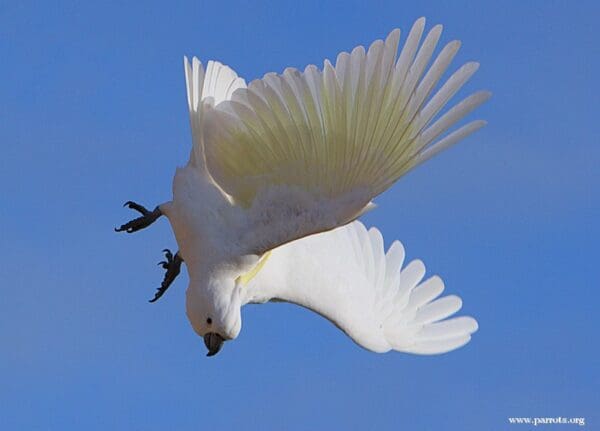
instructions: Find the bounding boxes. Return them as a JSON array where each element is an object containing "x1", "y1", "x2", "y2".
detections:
[{"x1": 236, "y1": 251, "x2": 272, "y2": 286}]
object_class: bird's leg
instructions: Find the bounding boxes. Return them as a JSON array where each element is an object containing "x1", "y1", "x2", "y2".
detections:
[
  {"x1": 150, "y1": 249, "x2": 184, "y2": 303},
  {"x1": 115, "y1": 201, "x2": 162, "y2": 233}
]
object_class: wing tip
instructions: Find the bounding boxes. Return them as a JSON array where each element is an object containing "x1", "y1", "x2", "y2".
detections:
[
  {"x1": 479, "y1": 90, "x2": 493, "y2": 102},
  {"x1": 465, "y1": 61, "x2": 481, "y2": 73},
  {"x1": 464, "y1": 316, "x2": 479, "y2": 334},
  {"x1": 387, "y1": 28, "x2": 401, "y2": 41},
  {"x1": 430, "y1": 23, "x2": 443, "y2": 36}
]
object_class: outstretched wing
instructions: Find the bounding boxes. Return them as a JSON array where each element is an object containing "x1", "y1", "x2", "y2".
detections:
[
  {"x1": 186, "y1": 18, "x2": 490, "y2": 254},
  {"x1": 243, "y1": 221, "x2": 478, "y2": 354}
]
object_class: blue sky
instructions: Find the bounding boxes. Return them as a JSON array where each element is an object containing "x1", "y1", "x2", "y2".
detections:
[{"x1": 1, "y1": 1, "x2": 598, "y2": 429}]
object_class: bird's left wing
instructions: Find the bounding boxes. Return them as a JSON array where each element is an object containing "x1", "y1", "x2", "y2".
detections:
[
  {"x1": 185, "y1": 20, "x2": 489, "y2": 255},
  {"x1": 243, "y1": 221, "x2": 478, "y2": 354}
]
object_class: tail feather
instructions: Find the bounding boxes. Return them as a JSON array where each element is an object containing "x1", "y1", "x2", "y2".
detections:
[{"x1": 183, "y1": 57, "x2": 247, "y2": 168}]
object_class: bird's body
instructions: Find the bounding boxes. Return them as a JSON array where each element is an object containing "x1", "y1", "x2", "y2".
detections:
[{"x1": 117, "y1": 18, "x2": 489, "y2": 356}]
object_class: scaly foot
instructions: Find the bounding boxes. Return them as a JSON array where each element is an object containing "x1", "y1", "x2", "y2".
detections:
[
  {"x1": 115, "y1": 201, "x2": 162, "y2": 233},
  {"x1": 150, "y1": 249, "x2": 184, "y2": 303}
]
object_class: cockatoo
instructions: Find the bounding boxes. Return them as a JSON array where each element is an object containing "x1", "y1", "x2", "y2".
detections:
[{"x1": 116, "y1": 18, "x2": 489, "y2": 356}]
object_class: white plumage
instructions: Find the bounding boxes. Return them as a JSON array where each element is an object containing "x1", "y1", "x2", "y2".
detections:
[
  {"x1": 181, "y1": 18, "x2": 489, "y2": 257},
  {"x1": 119, "y1": 18, "x2": 488, "y2": 356},
  {"x1": 245, "y1": 221, "x2": 478, "y2": 354}
]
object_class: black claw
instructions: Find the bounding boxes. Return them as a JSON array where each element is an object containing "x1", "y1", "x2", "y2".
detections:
[
  {"x1": 149, "y1": 250, "x2": 184, "y2": 303},
  {"x1": 162, "y1": 249, "x2": 173, "y2": 262},
  {"x1": 115, "y1": 201, "x2": 162, "y2": 233},
  {"x1": 123, "y1": 201, "x2": 150, "y2": 215}
]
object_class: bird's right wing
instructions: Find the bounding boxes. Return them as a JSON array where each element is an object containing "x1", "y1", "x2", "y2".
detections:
[{"x1": 243, "y1": 221, "x2": 478, "y2": 354}]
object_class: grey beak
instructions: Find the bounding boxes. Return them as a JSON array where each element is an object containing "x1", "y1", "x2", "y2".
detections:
[{"x1": 204, "y1": 333, "x2": 225, "y2": 357}]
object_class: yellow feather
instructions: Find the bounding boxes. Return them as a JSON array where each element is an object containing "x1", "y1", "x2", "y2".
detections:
[{"x1": 237, "y1": 251, "x2": 273, "y2": 286}]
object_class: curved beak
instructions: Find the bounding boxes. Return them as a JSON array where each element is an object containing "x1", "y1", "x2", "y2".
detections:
[{"x1": 204, "y1": 333, "x2": 225, "y2": 357}]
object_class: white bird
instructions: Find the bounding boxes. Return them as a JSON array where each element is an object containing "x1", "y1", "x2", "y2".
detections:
[{"x1": 116, "y1": 18, "x2": 489, "y2": 356}]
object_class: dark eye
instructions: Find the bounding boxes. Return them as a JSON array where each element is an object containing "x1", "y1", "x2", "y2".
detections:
[{"x1": 206, "y1": 317, "x2": 212, "y2": 325}]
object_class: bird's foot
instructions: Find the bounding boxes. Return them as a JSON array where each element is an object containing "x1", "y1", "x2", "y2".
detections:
[
  {"x1": 115, "y1": 201, "x2": 162, "y2": 233},
  {"x1": 150, "y1": 249, "x2": 183, "y2": 303}
]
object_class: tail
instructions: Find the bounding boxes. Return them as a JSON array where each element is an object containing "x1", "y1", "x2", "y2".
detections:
[{"x1": 183, "y1": 57, "x2": 246, "y2": 169}]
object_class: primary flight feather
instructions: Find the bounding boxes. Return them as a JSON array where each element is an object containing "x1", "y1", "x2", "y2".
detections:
[{"x1": 116, "y1": 17, "x2": 488, "y2": 356}]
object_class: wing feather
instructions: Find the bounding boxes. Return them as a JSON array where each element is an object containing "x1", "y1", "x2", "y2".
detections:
[
  {"x1": 184, "y1": 18, "x2": 489, "y2": 255},
  {"x1": 200, "y1": 18, "x2": 488, "y2": 211},
  {"x1": 244, "y1": 221, "x2": 478, "y2": 355}
]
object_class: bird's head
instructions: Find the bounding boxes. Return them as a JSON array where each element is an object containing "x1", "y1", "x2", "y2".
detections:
[
  {"x1": 185, "y1": 276, "x2": 243, "y2": 356},
  {"x1": 185, "y1": 255, "x2": 261, "y2": 356}
]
